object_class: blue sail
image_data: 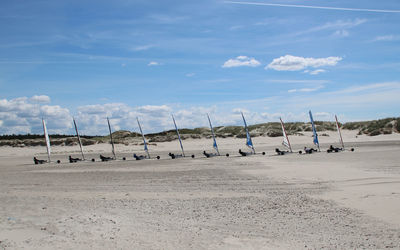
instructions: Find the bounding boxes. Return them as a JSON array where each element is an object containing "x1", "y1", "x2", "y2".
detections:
[
  {"x1": 309, "y1": 110, "x2": 320, "y2": 147},
  {"x1": 207, "y1": 114, "x2": 220, "y2": 155},
  {"x1": 241, "y1": 112, "x2": 254, "y2": 152}
]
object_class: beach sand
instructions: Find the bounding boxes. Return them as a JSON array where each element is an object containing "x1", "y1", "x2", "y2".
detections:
[{"x1": 0, "y1": 130, "x2": 400, "y2": 249}]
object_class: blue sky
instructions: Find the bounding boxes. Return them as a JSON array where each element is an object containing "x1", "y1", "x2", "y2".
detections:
[{"x1": 1, "y1": 0, "x2": 400, "y2": 135}]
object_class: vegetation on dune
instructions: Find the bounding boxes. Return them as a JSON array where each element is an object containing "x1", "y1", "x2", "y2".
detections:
[
  {"x1": 1, "y1": 117, "x2": 399, "y2": 147},
  {"x1": 343, "y1": 117, "x2": 398, "y2": 136}
]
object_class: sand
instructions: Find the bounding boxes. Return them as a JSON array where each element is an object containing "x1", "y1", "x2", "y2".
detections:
[{"x1": 0, "y1": 130, "x2": 400, "y2": 249}]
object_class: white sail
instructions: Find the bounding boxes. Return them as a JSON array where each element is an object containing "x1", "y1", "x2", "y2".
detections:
[
  {"x1": 335, "y1": 115, "x2": 345, "y2": 149},
  {"x1": 107, "y1": 117, "x2": 116, "y2": 159},
  {"x1": 280, "y1": 117, "x2": 292, "y2": 152},
  {"x1": 172, "y1": 114, "x2": 185, "y2": 157},
  {"x1": 42, "y1": 118, "x2": 51, "y2": 162},
  {"x1": 241, "y1": 112, "x2": 255, "y2": 154},
  {"x1": 73, "y1": 118, "x2": 85, "y2": 160},
  {"x1": 137, "y1": 117, "x2": 150, "y2": 158},
  {"x1": 207, "y1": 113, "x2": 220, "y2": 155}
]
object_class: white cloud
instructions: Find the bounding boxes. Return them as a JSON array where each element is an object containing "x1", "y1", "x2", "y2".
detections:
[
  {"x1": 288, "y1": 85, "x2": 323, "y2": 93},
  {"x1": 133, "y1": 44, "x2": 154, "y2": 51},
  {"x1": 309, "y1": 69, "x2": 326, "y2": 75},
  {"x1": 186, "y1": 73, "x2": 195, "y2": 77},
  {"x1": 0, "y1": 96, "x2": 72, "y2": 134},
  {"x1": 372, "y1": 35, "x2": 400, "y2": 42},
  {"x1": 222, "y1": 56, "x2": 261, "y2": 68},
  {"x1": 229, "y1": 25, "x2": 244, "y2": 31},
  {"x1": 267, "y1": 55, "x2": 342, "y2": 71},
  {"x1": 291, "y1": 18, "x2": 366, "y2": 37},
  {"x1": 333, "y1": 30, "x2": 349, "y2": 37},
  {"x1": 148, "y1": 61, "x2": 160, "y2": 66},
  {"x1": 30, "y1": 95, "x2": 51, "y2": 103}
]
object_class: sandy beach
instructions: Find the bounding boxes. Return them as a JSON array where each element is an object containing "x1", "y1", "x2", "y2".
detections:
[{"x1": 1, "y1": 130, "x2": 400, "y2": 249}]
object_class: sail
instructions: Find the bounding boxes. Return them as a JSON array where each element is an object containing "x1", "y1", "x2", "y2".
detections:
[
  {"x1": 309, "y1": 110, "x2": 320, "y2": 151},
  {"x1": 207, "y1": 114, "x2": 220, "y2": 155},
  {"x1": 280, "y1": 117, "x2": 292, "y2": 152},
  {"x1": 42, "y1": 119, "x2": 51, "y2": 162},
  {"x1": 73, "y1": 118, "x2": 85, "y2": 160},
  {"x1": 335, "y1": 115, "x2": 345, "y2": 149},
  {"x1": 241, "y1": 112, "x2": 255, "y2": 153},
  {"x1": 107, "y1": 117, "x2": 116, "y2": 159},
  {"x1": 137, "y1": 117, "x2": 150, "y2": 158},
  {"x1": 172, "y1": 114, "x2": 185, "y2": 157}
]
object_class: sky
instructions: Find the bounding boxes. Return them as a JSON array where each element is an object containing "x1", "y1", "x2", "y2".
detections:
[{"x1": 1, "y1": 0, "x2": 400, "y2": 135}]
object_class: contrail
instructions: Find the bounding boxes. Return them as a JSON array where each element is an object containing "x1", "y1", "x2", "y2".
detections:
[{"x1": 224, "y1": 1, "x2": 400, "y2": 14}]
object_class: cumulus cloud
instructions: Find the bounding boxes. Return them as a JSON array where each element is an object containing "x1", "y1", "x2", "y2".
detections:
[
  {"x1": 0, "y1": 96, "x2": 72, "y2": 134},
  {"x1": 30, "y1": 95, "x2": 51, "y2": 103},
  {"x1": 222, "y1": 56, "x2": 261, "y2": 68},
  {"x1": 148, "y1": 61, "x2": 160, "y2": 66},
  {"x1": 266, "y1": 55, "x2": 342, "y2": 71}
]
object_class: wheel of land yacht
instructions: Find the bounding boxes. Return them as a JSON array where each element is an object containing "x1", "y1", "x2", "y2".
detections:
[
  {"x1": 262, "y1": 152, "x2": 265, "y2": 155},
  {"x1": 226, "y1": 153, "x2": 229, "y2": 157},
  {"x1": 191, "y1": 155, "x2": 195, "y2": 158},
  {"x1": 157, "y1": 156, "x2": 160, "y2": 159},
  {"x1": 298, "y1": 151, "x2": 302, "y2": 154},
  {"x1": 92, "y1": 158, "x2": 95, "y2": 162}
]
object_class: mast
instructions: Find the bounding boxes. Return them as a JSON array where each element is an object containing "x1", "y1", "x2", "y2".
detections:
[
  {"x1": 280, "y1": 117, "x2": 292, "y2": 152},
  {"x1": 207, "y1": 113, "x2": 220, "y2": 156},
  {"x1": 42, "y1": 118, "x2": 51, "y2": 163},
  {"x1": 137, "y1": 117, "x2": 150, "y2": 159},
  {"x1": 107, "y1": 117, "x2": 116, "y2": 159},
  {"x1": 172, "y1": 114, "x2": 185, "y2": 157},
  {"x1": 335, "y1": 115, "x2": 345, "y2": 149},
  {"x1": 309, "y1": 110, "x2": 320, "y2": 151},
  {"x1": 241, "y1": 112, "x2": 255, "y2": 154},
  {"x1": 73, "y1": 118, "x2": 85, "y2": 160}
]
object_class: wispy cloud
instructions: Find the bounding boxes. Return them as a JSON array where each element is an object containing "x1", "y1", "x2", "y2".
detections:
[
  {"x1": 267, "y1": 79, "x2": 330, "y2": 84},
  {"x1": 309, "y1": 69, "x2": 327, "y2": 75},
  {"x1": 267, "y1": 55, "x2": 342, "y2": 71},
  {"x1": 372, "y1": 35, "x2": 400, "y2": 42},
  {"x1": 229, "y1": 25, "x2": 244, "y2": 31},
  {"x1": 288, "y1": 85, "x2": 324, "y2": 93},
  {"x1": 132, "y1": 44, "x2": 154, "y2": 51},
  {"x1": 224, "y1": 1, "x2": 400, "y2": 13},
  {"x1": 222, "y1": 56, "x2": 261, "y2": 68},
  {"x1": 293, "y1": 18, "x2": 366, "y2": 37},
  {"x1": 148, "y1": 61, "x2": 160, "y2": 66}
]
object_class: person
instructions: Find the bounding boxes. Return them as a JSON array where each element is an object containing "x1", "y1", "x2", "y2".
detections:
[
  {"x1": 275, "y1": 148, "x2": 286, "y2": 155},
  {"x1": 203, "y1": 150, "x2": 217, "y2": 158},
  {"x1": 33, "y1": 157, "x2": 46, "y2": 164},
  {"x1": 239, "y1": 149, "x2": 249, "y2": 156},
  {"x1": 100, "y1": 155, "x2": 113, "y2": 161},
  {"x1": 133, "y1": 153, "x2": 146, "y2": 160},
  {"x1": 169, "y1": 152, "x2": 184, "y2": 159},
  {"x1": 327, "y1": 145, "x2": 342, "y2": 153},
  {"x1": 303, "y1": 147, "x2": 316, "y2": 154},
  {"x1": 69, "y1": 155, "x2": 82, "y2": 163}
]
